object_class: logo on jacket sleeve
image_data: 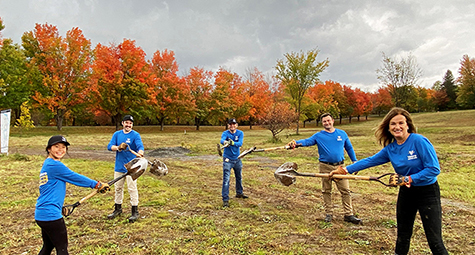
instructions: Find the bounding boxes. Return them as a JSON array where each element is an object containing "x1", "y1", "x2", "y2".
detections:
[
  {"x1": 39, "y1": 172, "x2": 48, "y2": 186},
  {"x1": 407, "y1": 150, "x2": 418, "y2": 160}
]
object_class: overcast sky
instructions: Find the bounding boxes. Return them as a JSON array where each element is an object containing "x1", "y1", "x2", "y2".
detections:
[{"x1": 1, "y1": 0, "x2": 474, "y2": 92}]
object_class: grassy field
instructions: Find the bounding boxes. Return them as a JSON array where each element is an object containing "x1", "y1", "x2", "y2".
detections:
[{"x1": 1, "y1": 110, "x2": 475, "y2": 254}]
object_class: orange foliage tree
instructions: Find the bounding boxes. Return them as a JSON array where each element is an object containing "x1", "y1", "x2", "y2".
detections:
[
  {"x1": 148, "y1": 49, "x2": 193, "y2": 131},
  {"x1": 304, "y1": 81, "x2": 340, "y2": 126},
  {"x1": 23, "y1": 24, "x2": 92, "y2": 130},
  {"x1": 352, "y1": 88, "x2": 372, "y2": 120},
  {"x1": 90, "y1": 39, "x2": 150, "y2": 129},
  {"x1": 209, "y1": 68, "x2": 246, "y2": 125},
  {"x1": 243, "y1": 68, "x2": 272, "y2": 128},
  {"x1": 371, "y1": 87, "x2": 393, "y2": 115}
]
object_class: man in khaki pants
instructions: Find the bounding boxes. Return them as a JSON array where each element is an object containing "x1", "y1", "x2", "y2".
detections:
[{"x1": 287, "y1": 113, "x2": 361, "y2": 224}]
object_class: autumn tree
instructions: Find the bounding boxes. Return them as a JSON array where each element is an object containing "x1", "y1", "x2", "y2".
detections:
[
  {"x1": 148, "y1": 49, "x2": 193, "y2": 131},
  {"x1": 352, "y1": 88, "x2": 372, "y2": 120},
  {"x1": 371, "y1": 87, "x2": 393, "y2": 115},
  {"x1": 90, "y1": 39, "x2": 149, "y2": 129},
  {"x1": 208, "y1": 68, "x2": 246, "y2": 126},
  {"x1": 186, "y1": 67, "x2": 214, "y2": 130},
  {"x1": 303, "y1": 81, "x2": 339, "y2": 126},
  {"x1": 376, "y1": 52, "x2": 422, "y2": 110},
  {"x1": 260, "y1": 100, "x2": 298, "y2": 142},
  {"x1": 0, "y1": 38, "x2": 32, "y2": 120},
  {"x1": 14, "y1": 101, "x2": 35, "y2": 135},
  {"x1": 415, "y1": 86, "x2": 436, "y2": 112},
  {"x1": 275, "y1": 49, "x2": 329, "y2": 134},
  {"x1": 243, "y1": 68, "x2": 272, "y2": 128},
  {"x1": 431, "y1": 81, "x2": 449, "y2": 111},
  {"x1": 456, "y1": 55, "x2": 475, "y2": 109},
  {"x1": 22, "y1": 24, "x2": 93, "y2": 130}
]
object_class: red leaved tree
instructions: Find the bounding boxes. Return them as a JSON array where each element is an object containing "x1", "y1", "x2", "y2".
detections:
[
  {"x1": 148, "y1": 49, "x2": 193, "y2": 131},
  {"x1": 90, "y1": 39, "x2": 150, "y2": 130},
  {"x1": 23, "y1": 24, "x2": 92, "y2": 130}
]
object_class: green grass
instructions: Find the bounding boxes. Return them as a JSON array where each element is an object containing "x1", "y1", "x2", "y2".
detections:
[{"x1": 2, "y1": 110, "x2": 475, "y2": 254}]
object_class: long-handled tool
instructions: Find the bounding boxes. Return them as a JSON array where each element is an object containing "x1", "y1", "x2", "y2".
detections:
[
  {"x1": 216, "y1": 143, "x2": 230, "y2": 156},
  {"x1": 238, "y1": 144, "x2": 301, "y2": 159},
  {"x1": 62, "y1": 157, "x2": 148, "y2": 217},
  {"x1": 274, "y1": 162, "x2": 395, "y2": 187},
  {"x1": 127, "y1": 146, "x2": 168, "y2": 177}
]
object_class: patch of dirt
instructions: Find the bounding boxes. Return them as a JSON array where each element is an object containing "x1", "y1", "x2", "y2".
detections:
[{"x1": 147, "y1": 146, "x2": 192, "y2": 158}]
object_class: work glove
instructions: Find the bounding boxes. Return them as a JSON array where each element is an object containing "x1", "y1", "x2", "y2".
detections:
[
  {"x1": 389, "y1": 174, "x2": 412, "y2": 187},
  {"x1": 95, "y1": 181, "x2": 110, "y2": 193},
  {"x1": 118, "y1": 142, "x2": 128, "y2": 151},
  {"x1": 223, "y1": 140, "x2": 230, "y2": 147},
  {"x1": 227, "y1": 138, "x2": 235, "y2": 146},
  {"x1": 286, "y1": 140, "x2": 297, "y2": 149},
  {"x1": 329, "y1": 165, "x2": 348, "y2": 177}
]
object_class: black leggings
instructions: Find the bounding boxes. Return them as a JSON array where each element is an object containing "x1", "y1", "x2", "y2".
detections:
[
  {"x1": 395, "y1": 181, "x2": 448, "y2": 255},
  {"x1": 36, "y1": 218, "x2": 69, "y2": 255}
]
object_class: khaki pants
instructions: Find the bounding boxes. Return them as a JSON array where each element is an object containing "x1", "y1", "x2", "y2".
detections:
[
  {"x1": 113, "y1": 171, "x2": 139, "y2": 206},
  {"x1": 320, "y1": 163, "x2": 354, "y2": 216}
]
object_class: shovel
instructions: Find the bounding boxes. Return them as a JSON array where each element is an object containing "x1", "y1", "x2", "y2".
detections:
[
  {"x1": 238, "y1": 144, "x2": 301, "y2": 159},
  {"x1": 126, "y1": 146, "x2": 168, "y2": 177},
  {"x1": 61, "y1": 157, "x2": 148, "y2": 217},
  {"x1": 274, "y1": 162, "x2": 395, "y2": 187}
]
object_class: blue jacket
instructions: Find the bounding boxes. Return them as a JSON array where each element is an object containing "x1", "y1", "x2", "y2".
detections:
[
  {"x1": 108, "y1": 130, "x2": 144, "y2": 173},
  {"x1": 35, "y1": 158, "x2": 98, "y2": 221},
  {"x1": 346, "y1": 133, "x2": 440, "y2": 186},
  {"x1": 296, "y1": 128, "x2": 357, "y2": 163},
  {"x1": 220, "y1": 129, "x2": 243, "y2": 160}
]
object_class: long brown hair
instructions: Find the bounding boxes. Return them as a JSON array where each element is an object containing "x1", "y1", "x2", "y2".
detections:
[{"x1": 375, "y1": 107, "x2": 417, "y2": 147}]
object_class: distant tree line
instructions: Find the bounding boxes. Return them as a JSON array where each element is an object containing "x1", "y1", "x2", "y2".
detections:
[{"x1": 1, "y1": 19, "x2": 475, "y2": 132}]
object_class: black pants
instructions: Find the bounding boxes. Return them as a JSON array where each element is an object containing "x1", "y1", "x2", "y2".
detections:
[
  {"x1": 36, "y1": 218, "x2": 69, "y2": 255},
  {"x1": 395, "y1": 182, "x2": 448, "y2": 255}
]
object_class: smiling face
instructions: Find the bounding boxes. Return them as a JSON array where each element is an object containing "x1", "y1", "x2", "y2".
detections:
[
  {"x1": 122, "y1": 120, "x2": 134, "y2": 133},
  {"x1": 228, "y1": 122, "x2": 238, "y2": 133},
  {"x1": 389, "y1": 114, "x2": 410, "y2": 143},
  {"x1": 48, "y1": 143, "x2": 67, "y2": 160},
  {"x1": 321, "y1": 115, "x2": 335, "y2": 132}
]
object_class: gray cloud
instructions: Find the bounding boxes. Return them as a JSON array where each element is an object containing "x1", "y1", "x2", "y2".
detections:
[{"x1": 1, "y1": 0, "x2": 474, "y2": 92}]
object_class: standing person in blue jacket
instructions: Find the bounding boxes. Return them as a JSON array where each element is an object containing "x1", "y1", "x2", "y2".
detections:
[
  {"x1": 330, "y1": 107, "x2": 448, "y2": 255},
  {"x1": 287, "y1": 113, "x2": 361, "y2": 224},
  {"x1": 220, "y1": 118, "x2": 247, "y2": 207},
  {"x1": 107, "y1": 115, "x2": 144, "y2": 222},
  {"x1": 35, "y1": 135, "x2": 110, "y2": 255}
]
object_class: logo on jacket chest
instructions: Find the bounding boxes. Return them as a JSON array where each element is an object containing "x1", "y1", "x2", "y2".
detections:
[
  {"x1": 407, "y1": 150, "x2": 418, "y2": 160},
  {"x1": 337, "y1": 136, "x2": 342, "y2": 141}
]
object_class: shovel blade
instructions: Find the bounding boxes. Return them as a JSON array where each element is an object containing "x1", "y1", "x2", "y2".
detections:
[
  {"x1": 238, "y1": 147, "x2": 256, "y2": 159},
  {"x1": 274, "y1": 162, "x2": 299, "y2": 186},
  {"x1": 149, "y1": 159, "x2": 168, "y2": 177},
  {"x1": 124, "y1": 158, "x2": 148, "y2": 180}
]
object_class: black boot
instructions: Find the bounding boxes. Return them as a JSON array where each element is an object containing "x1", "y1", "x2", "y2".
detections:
[
  {"x1": 107, "y1": 203, "x2": 122, "y2": 219},
  {"x1": 128, "y1": 206, "x2": 139, "y2": 223}
]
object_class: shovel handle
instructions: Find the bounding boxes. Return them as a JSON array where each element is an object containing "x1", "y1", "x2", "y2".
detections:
[{"x1": 293, "y1": 172, "x2": 394, "y2": 186}]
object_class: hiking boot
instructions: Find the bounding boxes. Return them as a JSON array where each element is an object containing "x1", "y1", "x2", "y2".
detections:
[
  {"x1": 223, "y1": 201, "x2": 229, "y2": 207},
  {"x1": 324, "y1": 214, "x2": 333, "y2": 223},
  {"x1": 235, "y1": 193, "x2": 249, "y2": 199},
  {"x1": 107, "y1": 203, "x2": 122, "y2": 219},
  {"x1": 128, "y1": 206, "x2": 139, "y2": 223},
  {"x1": 344, "y1": 215, "x2": 362, "y2": 225}
]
